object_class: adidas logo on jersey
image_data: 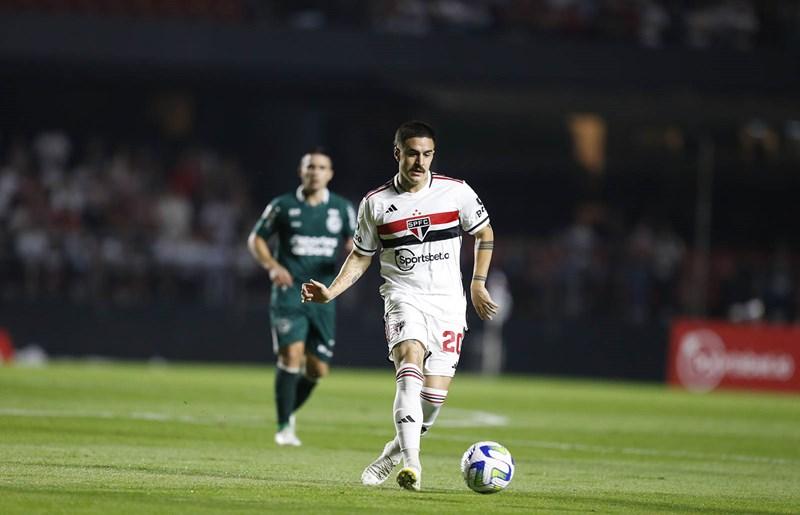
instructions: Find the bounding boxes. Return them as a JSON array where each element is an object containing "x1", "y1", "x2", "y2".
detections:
[
  {"x1": 385, "y1": 204, "x2": 398, "y2": 214},
  {"x1": 396, "y1": 415, "x2": 416, "y2": 424}
]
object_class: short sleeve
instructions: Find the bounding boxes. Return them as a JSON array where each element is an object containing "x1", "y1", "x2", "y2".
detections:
[
  {"x1": 344, "y1": 201, "x2": 357, "y2": 238},
  {"x1": 252, "y1": 200, "x2": 280, "y2": 240},
  {"x1": 458, "y1": 182, "x2": 490, "y2": 235},
  {"x1": 352, "y1": 197, "x2": 379, "y2": 255}
]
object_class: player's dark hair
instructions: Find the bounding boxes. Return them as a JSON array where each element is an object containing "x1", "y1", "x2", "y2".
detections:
[
  {"x1": 394, "y1": 121, "x2": 436, "y2": 147},
  {"x1": 305, "y1": 146, "x2": 331, "y2": 159}
]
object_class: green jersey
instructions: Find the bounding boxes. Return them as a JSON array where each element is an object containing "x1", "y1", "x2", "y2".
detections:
[{"x1": 252, "y1": 187, "x2": 355, "y2": 308}]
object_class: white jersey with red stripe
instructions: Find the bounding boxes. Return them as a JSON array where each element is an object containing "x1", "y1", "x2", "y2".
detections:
[{"x1": 353, "y1": 172, "x2": 489, "y2": 321}]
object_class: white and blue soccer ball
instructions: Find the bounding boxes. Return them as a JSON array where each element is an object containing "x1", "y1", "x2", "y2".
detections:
[{"x1": 460, "y1": 441, "x2": 515, "y2": 494}]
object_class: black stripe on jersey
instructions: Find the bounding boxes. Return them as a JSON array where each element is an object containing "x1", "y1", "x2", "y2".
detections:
[
  {"x1": 366, "y1": 180, "x2": 393, "y2": 200},
  {"x1": 354, "y1": 241, "x2": 377, "y2": 253},
  {"x1": 432, "y1": 173, "x2": 463, "y2": 183},
  {"x1": 466, "y1": 216, "x2": 490, "y2": 234},
  {"x1": 380, "y1": 226, "x2": 461, "y2": 249}
]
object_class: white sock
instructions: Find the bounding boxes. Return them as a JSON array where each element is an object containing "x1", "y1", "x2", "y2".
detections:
[
  {"x1": 420, "y1": 386, "x2": 447, "y2": 435},
  {"x1": 393, "y1": 363, "x2": 424, "y2": 469},
  {"x1": 382, "y1": 386, "x2": 449, "y2": 458}
]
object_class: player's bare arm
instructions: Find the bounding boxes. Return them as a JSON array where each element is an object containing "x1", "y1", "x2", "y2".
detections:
[
  {"x1": 343, "y1": 237, "x2": 354, "y2": 254},
  {"x1": 247, "y1": 232, "x2": 293, "y2": 287},
  {"x1": 301, "y1": 250, "x2": 372, "y2": 303},
  {"x1": 470, "y1": 224, "x2": 499, "y2": 321}
]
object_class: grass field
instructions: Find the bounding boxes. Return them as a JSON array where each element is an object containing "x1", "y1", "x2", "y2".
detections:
[{"x1": 1, "y1": 361, "x2": 799, "y2": 514}]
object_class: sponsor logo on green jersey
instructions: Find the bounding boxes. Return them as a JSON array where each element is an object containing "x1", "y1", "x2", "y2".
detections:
[{"x1": 290, "y1": 235, "x2": 339, "y2": 257}]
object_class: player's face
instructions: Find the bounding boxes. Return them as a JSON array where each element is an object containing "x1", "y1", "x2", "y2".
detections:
[
  {"x1": 298, "y1": 153, "x2": 333, "y2": 193},
  {"x1": 395, "y1": 137, "x2": 435, "y2": 191}
]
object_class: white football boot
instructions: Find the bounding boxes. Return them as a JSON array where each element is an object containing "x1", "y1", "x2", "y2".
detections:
[
  {"x1": 361, "y1": 440, "x2": 402, "y2": 485},
  {"x1": 274, "y1": 415, "x2": 301, "y2": 446}
]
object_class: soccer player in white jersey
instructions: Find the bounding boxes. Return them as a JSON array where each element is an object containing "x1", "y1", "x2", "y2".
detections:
[{"x1": 300, "y1": 121, "x2": 498, "y2": 491}]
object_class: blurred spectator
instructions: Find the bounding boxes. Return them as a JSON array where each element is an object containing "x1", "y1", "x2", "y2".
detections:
[
  {"x1": 0, "y1": 131, "x2": 797, "y2": 325},
  {"x1": 763, "y1": 247, "x2": 797, "y2": 323},
  {"x1": 430, "y1": 0, "x2": 494, "y2": 32},
  {"x1": 638, "y1": 0, "x2": 670, "y2": 48},
  {"x1": 557, "y1": 203, "x2": 606, "y2": 318},
  {"x1": 685, "y1": 0, "x2": 758, "y2": 51},
  {"x1": 651, "y1": 221, "x2": 686, "y2": 319},
  {"x1": 624, "y1": 221, "x2": 655, "y2": 324},
  {"x1": 3, "y1": 0, "x2": 797, "y2": 52},
  {"x1": 370, "y1": 0, "x2": 432, "y2": 36}
]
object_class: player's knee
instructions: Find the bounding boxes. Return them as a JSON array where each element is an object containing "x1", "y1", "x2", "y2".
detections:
[
  {"x1": 393, "y1": 340, "x2": 425, "y2": 366},
  {"x1": 279, "y1": 342, "x2": 305, "y2": 368},
  {"x1": 305, "y1": 358, "x2": 329, "y2": 379},
  {"x1": 306, "y1": 366, "x2": 330, "y2": 380}
]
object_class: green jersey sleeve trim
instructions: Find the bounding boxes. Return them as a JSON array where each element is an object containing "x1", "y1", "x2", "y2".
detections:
[{"x1": 253, "y1": 200, "x2": 281, "y2": 239}]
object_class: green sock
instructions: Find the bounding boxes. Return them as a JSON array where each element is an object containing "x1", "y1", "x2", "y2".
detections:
[
  {"x1": 275, "y1": 367, "x2": 300, "y2": 430},
  {"x1": 294, "y1": 375, "x2": 318, "y2": 412}
]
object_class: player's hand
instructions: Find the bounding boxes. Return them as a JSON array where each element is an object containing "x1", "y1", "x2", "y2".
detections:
[
  {"x1": 470, "y1": 282, "x2": 499, "y2": 321},
  {"x1": 301, "y1": 279, "x2": 333, "y2": 304},
  {"x1": 268, "y1": 265, "x2": 294, "y2": 287}
]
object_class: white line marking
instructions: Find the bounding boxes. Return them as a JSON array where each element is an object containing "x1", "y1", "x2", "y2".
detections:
[
  {"x1": 437, "y1": 408, "x2": 509, "y2": 428},
  {"x1": 2, "y1": 407, "x2": 795, "y2": 466},
  {"x1": 0, "y1": 407, "x2": 265, "y2": 426}
]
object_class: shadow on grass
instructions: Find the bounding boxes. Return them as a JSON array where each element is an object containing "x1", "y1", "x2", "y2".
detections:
[
  {"x1": 3, "y1": 463, "x2": 794, "y2": 514},
  {"x1": 375, "y1": 487, "x2": 792, "y2": 514}
]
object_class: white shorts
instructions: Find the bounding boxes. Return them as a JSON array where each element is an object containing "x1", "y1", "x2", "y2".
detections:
[{"x1": 384, "y1": 302, "x2": 467, "y2": 378}]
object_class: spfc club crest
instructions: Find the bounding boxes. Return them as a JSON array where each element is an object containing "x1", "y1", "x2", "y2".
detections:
[{"x1": 407, "y1": 217, "x2": 431, "y2": 241}]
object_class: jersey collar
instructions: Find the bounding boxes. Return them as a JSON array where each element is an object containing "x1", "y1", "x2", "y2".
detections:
[
  {"x1": 296, "y1": 186, "x2": 330, "y2": 205},
  {"x1": 393, "y1": 172, "x2": 433, "y2": 194}
]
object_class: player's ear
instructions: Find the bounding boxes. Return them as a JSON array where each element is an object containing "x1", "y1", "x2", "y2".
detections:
[
  {"x1": 298, "y1": 153, "x2": 310, "y2": 178},
  {"x1": 393, "y1": 146, "x2": 400, "y2": 162}
]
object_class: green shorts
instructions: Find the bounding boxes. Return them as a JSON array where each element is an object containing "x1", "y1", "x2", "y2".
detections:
[{"x1": 270, "y1": 303, "x2": 336, "y2": 363}]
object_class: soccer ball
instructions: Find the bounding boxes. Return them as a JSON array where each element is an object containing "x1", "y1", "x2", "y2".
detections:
[{"x1": 460, "y1": 441, "x2": 515, "y2": 494}]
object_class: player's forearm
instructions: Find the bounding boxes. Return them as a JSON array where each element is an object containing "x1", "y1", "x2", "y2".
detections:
[
  {"x1": 247, "y1": 233, "x2": 279, "y2": 271},
  {"x1": 471, "y1": 224, "x2": 494, "y2": 284},
  {"x1": 326, "y1": 250, "x2": 372, "y2": 299}
]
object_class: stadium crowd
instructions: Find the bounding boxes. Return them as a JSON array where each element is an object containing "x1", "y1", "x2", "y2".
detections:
[
  {"x1": 2, "y1": 0, "x2": 799, "y2": 52},
  {"x1": 0, "y1": 132, "x2": 256, "y2": 306},
  {"x1": 1, "y1": 132, "x2": 797, "y2": 325}
]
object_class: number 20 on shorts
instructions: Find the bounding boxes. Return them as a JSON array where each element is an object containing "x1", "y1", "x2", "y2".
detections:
[{"x1": 442, "y1": 330, "x2": 463, "y2": 354}]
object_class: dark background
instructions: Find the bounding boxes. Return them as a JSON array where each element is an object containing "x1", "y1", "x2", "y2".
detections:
[{"x1": 1, "y1": 1, "x2": 799, "y2": 380}]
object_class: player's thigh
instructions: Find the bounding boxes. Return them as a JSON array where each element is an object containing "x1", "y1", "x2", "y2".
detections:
[
  {"x1": 385, "y1": 303, "x2": 429, "y2": 367},
  {"x1": 390, "y1": 339, "x2": 426, "y2": 369},
  {"x1": 271, "y1": 308, "x2": 309, "y2": 360},
  {"x1": 277, "y1": 341, "x2": 305, "y2": 368},
  {"x1": 422, "y1": 314, "x2": 465, "y2": 379},
  {"x1": 305, "y1": 305, "x2": 335, "y2": 369}
]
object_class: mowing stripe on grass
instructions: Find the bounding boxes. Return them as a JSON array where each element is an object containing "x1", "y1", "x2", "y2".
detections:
[
  {"x1": 0, "y1": 407, "x2": 265, "y2": 426},
  {"x1": 0, "y1": 407, "x2": 510, "y2": 428},
  {"x1": 427, "y1": 432, "x2": 799, "y2": 466},
  {"x1": 4, "y1": 407, "x2": 791, "y2": 466}
]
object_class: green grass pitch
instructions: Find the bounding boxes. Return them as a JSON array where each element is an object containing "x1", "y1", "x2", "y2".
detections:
[{"x1": 1, "y1": 361, "x2": 799, "y2": 514}]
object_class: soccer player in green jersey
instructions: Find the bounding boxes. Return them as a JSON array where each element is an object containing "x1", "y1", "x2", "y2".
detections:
[{"x1": 248, "y1": 150, "x2": 356, "y2": 446}]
